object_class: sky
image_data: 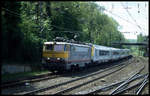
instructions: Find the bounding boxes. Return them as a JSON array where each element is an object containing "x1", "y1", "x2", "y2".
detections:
[{"x1": 95, "y1": 1, "x2": 148, "y2": 39}]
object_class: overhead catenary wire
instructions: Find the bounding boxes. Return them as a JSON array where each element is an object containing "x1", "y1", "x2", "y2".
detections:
[
  {"x1": 2, "y1": 7, "x2": 21, "y2": 17},
  {"x1": 2, "y1": 5, "x2": 136, "y2": 31},
  {"x1": 99, "y1": 2, "x2": 148, "y2": 35},
  {"x1": 2, "y1": 7, "x2": 83, "y2": 34},
  {"x1": 1, "y1": 5, "x2": 142, "y2": 39},
  {"x1": 3, "y1": 3, "x2": 148, "y2": 36},
  {"x1": 4, "y1": 3, "x2": 130, "y2": 39},
  {"x1": 104, "y1": 2, "x2": 148, "y2": 20},
  {"x1": 2, "y1": 9, "x2": 82, "y2": 34},
  {"x1": 109, "y1": 11, "x2": 144, "y2": 34},
  {"x1": 103, "y1": 8, "x2": 141, "y2": 29},
  {"x1": 121, "y1": 3, "x2": 146, "y2": 35}
]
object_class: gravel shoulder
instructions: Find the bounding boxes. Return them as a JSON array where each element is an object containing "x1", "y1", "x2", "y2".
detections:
[{"x1": 75, "y1": 56, "x2": 149, "y2": 95}]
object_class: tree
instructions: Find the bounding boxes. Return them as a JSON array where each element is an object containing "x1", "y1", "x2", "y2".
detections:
[
  {"x1": 2, "y1": 1, "x2": 128, "y2": 64},
  {"x1": 2, "y1": 1, "x2": 23, "y2": 62},
  {"x1": 137, "y1": 34, "x2": 147, "y2": 56}
]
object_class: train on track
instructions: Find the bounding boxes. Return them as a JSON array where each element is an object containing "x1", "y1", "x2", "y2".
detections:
[{"x1": 42, "y1": 39, "x2": 131, "y2": 72}]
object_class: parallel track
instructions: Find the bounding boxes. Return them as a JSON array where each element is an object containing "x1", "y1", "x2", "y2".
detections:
[
  {"x1": 111, "y1": 74, "x2": 149, "y2": 95},
  {"x1": 76, "y1": 73, "x2": 148, "y2": 95},
  {"x1": 1, "y1": 57, "x2": 131, "y2": 90},
  {"x1": 53, "y1": 64, "x2": 127, "y2": 95},
  {"x1": 135, "y1": 75, "x2": 149, "y2": 95},
  {"x1": 76, "y1": 65, "x2": 148, "y2": 95},
  {"x1": 20, "y1": 58, "x2": 132, "y2": 95},
  {"x1": 1, "y1": 72, "x2": 60, "y2": 89},
  {"x1": 110, "y1": 65, "x2": 145, "y2": 95}
]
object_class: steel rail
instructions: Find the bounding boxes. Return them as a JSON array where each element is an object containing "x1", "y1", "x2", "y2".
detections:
[
  {"x1": 136, "y1": 74, "x2": 149, "y2": 95},
  {"x1": 76, "y1": 80, "x2": 125, "y2": 95},
  {"x1": 52, "y1": 63, "x2": 128, "y2": 95},
  {"x1": 112, "y1": 74, "x2": 149, "y2": 95},
  {"x1": 1, "y1": 73, "x2": 60, "y2": 89},
  {"x1": 136, "y1": 80, "x2": 148, "y2": 95},
  {"x1": 110, "y1": 65, "x2": 145, "y2": 95},
  {"x1": 2, "y1": 56, "x2": 131, "y2": 89},
  {"x1": 21, "y1": 59, "x2": 131, "y2": 95},
  {"x1": 75, "y1": 73, "x2": 148, "y2": 95}
]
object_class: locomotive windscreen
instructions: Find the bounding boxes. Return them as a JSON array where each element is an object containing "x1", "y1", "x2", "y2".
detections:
[
  {"x1": 45, "y1": 44, "x2": 53, "y2": 50},
  {"x1": 54, "y1": 44, "x2": 64, "y2": 51},
  {"x1": 44, "y1": 44, "x2": 65, "y2": 51}
]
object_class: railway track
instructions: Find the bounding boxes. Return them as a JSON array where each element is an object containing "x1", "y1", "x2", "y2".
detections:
[
  {"x1": 135, "y1": 75, "x2": 149, "y2": 95},
  {"x1": 18, "y1": 58, "x2": 133, "y2": 95},
  {"x1": 52, "y1": 64, "x2": 127, "y2": 95},
  {"x1": 1, "y1": 57, "x2": 131, "y2": 90},
  {"x1": 75, "y1": 65, "x2": 148, "y2": 95},
  {"x1": 1, "y1": 72, "x2": 61, "y2": 89},
  {"x1": 109, "y1": 66, "x2": 147, "y2": 95},
  {"x1": 112, "y1": 74, "x2": 149, "y2": 95}
]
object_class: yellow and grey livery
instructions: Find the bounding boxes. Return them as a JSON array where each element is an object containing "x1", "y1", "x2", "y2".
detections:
[
  {"x1": 42, "y1": 41, "x2": 131, "y2": 72},
  {"x1": 42, "y1": 41, "x2": 92, "y2": 71}
]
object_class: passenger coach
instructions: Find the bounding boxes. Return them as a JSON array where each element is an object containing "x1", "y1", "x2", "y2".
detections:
[{"x1": 91, "y1": 44, "x2": 112, "y2": 64}]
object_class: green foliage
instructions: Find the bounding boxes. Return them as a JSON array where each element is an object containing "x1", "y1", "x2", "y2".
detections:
[
  {"x1": 2, "y1": 1, "x2": 23, "y2": 62},
  {"x1": 2, "y1": 1, "x2": 128, "y2": 65},
  {"x1": 137, "y1": 34, "x2": 148, "y2": 56}
]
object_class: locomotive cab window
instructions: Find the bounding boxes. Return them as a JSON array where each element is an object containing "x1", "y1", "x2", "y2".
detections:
[
  {"x1": 43, "y1": 44, "x2": 65, "y2": 52},
  {"x1": 54, "y1": 44, "x2": 64, "y2": 52},
  {"x1": 45, "y1": 44, "x2": 53, "y2": 51}
]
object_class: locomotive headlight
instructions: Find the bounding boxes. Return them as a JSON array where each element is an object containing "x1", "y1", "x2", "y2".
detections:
[
  {"x1": 57, "y1": 58, "x2": 60, "y2": 60},
  {"x1": 47, "y1": 57, "x2": 50, "y2": 60}
]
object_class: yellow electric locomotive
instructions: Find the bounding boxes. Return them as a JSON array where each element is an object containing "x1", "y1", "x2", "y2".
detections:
[{"x1": 42, "y1": 41, "x2": 92, "y2": 72}]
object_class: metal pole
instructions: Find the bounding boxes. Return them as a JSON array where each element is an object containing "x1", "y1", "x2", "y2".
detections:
[{"x1": 110, "y1": 31, "x2": 111, "y2": 47}]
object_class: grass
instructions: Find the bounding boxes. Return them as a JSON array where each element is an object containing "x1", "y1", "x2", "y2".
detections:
[{"x1": 2, "y1": 70, "x2": 49, "y2": 83}]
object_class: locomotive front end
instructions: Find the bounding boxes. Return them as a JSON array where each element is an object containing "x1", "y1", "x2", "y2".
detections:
[{"x1": 42, "y1": 42, "x2": 69, "y2": 71}]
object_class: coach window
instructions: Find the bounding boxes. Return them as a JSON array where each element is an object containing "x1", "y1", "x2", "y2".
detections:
[
  {"x1": 101, "y1": 51, "x2": 105, "y2": 56},
  {"x1": 99, "y1": 50, "x2": 102, "y2": 56},
  {"x1": 106, "y1": 51, "x2": 109, "y2": 55},
  {"x1": 105, "y1": 51, "x2": 109, "y2": 55},
  {"x1": 95, "y1": 50, "x2": 98, "y2": 56},
  {"x1": 99, "y1": 50, "x2": 108, "y2": 56},
  {"x1": 99, "y1": 50, "x2": 101, "y2": 56},
  {"x1": 113, "y1": 51, "x2": 118, "y2": 55},
  {"x1": 71, "y1": 46, "x2": 75, "y2": 51},
  {"x1": 126, "y1": 51, "x2": 128, "y2": 54}
]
